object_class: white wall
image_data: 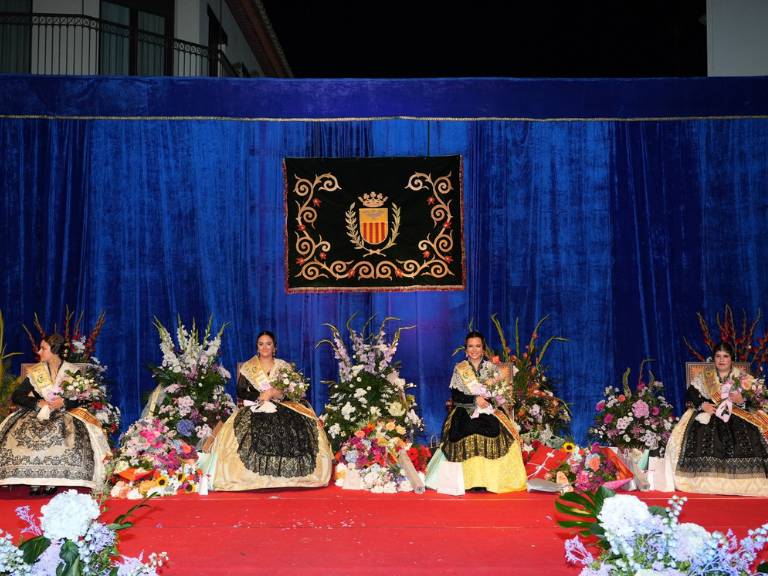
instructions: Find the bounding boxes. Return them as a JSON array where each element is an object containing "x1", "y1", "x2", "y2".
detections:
[{"x1": 707, "y1": 0, "x2": 768, "y2": 76}]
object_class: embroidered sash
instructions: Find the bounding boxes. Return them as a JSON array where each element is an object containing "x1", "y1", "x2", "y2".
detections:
[
  {"x1": 240, "y1": 357, "x2": 319, "y2": 422},
  {"x1": 26, "y1": 362, "x2": 59, "y2": 398},
  {"x1": 455, "y1": 360, "x2": 481, "y2": 394}
]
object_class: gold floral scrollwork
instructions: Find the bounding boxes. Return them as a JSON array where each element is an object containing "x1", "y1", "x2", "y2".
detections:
[
  {"x1": 293, "y1": 172, "x2": 353, "y2": 281},
  {"x1": 394, "y1": 171, "x2": 456, "y2": 279}
]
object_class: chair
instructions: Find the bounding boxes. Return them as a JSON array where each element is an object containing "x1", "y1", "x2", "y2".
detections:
[{"x1": 685, "y1": 361, "x2": 750, "y2": 386}]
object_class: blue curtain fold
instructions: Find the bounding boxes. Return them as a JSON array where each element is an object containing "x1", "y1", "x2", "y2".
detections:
[{"x1": 2, "y1": 76, "x2": 768, "y2": 443}]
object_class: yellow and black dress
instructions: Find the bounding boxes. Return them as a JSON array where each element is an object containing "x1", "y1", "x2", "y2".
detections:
[
  {"x1": 665, "y1": 367, "x2": 768, "y2": 496},
  {"x1": 210, "y1": 357, "x2": 332, "y2": 491},
  {"x1": 425, "y1": 359, "x2": 527, "y2": 494},
  {"x1": 0, "y1": 362, "x2": 111, "y2": 489}
]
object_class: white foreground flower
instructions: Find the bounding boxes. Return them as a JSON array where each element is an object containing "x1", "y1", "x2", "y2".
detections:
[{"x1": 40, "y1": 490, "x2": 100, "y2": 541}]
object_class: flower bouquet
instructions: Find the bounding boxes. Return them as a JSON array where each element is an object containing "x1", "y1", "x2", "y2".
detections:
[
  {"x1": 110, "y1": 417, "x2": 201, "y2": 499},
  {"x1": 334, "y1": 420, "x2": 423, "y2": 493},
  {"x1": 590, "y1": 362, "x2": 677, "y2": 457},
  {"x1": 558, "y1": 487, "x2": 768, "y2": 575},
  {"x1": 318, "y1": 316, "x2": 423, "y2": 451},
  {"x1": 0, "y1": 489, "x2": 167, "y2": 575},
  {"x1": 148, "y1": 317, "x2": 236, "y2": 447},
  {"x1": 485, "y1": 314, "x2": 571, "y2": 437},
  {"x1": 270, "y1": 363, "x2": 310, "y2": 402}
]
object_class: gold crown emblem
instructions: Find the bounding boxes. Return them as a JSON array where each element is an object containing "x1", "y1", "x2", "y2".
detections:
[{"x1": 358, "y1": 192, "x2": 386, "y2": 208}]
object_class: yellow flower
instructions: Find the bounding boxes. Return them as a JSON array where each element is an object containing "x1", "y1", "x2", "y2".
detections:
[
  {"x1": 562, "y1": 441, "x2": 576, "y2": 453},
  {"x1": 385, "y1": 421, "x2": 396, "y2": 431},
  {"x1": 156, "y1": 476, "x2": 168, "y2": 487},
  {"x1": 395, "y1": 425, "x2": 406, "y2": 435}
]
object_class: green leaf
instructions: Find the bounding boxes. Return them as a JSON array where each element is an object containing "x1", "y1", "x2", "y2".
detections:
[
  {"x1": 57, "y1": 540, "x2": 82, "y2": 576},
  {"x1": 554, "y1": 500, "x2": 593, "y2": 517},
  {"x1": 557, "y1": 519, "x2": 595, "y2": 528},
  {"x1": 756, "y1": 561, "x2": 768, "y2": 573},
  {"x1": 19, "y1": 536, "x2": 51, "y2": 564},
  {"x1": 558, "y1": 491, "x2": 597, "y2": 511}
]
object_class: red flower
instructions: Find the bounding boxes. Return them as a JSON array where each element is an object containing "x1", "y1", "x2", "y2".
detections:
[
  {"x1": 296, "y1": 257, "x2": 305, "y2": 266},
  {"x1": 319, "y1": 252, "x2": 327, "y2": 261},
  {"x1": 297, "y1": 224, "x2": 306, "y2": 232},
  {"x1": 422, "y1": 250, "x2": 431, "y2": 259},
  {"x1": 443, "y1": 219, "x2": 452, "y2": 229},
  {"x1": 427, "y1": 196, "x2": 436, "y2": 205},
  {"x1": 347, "y1": 269, "x2": 356, "y2": 278},
  {"x1": 395, "y1": 268, "x2": 403, "y2": 278},
  {"x1": 312, "y1": 198, "x2": 322, "y2": 207},
  {"x1": 444, "y1": 255, "x2": 453, "y2": 263}
]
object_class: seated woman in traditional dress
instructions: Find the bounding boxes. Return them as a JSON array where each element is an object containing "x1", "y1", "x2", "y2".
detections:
[
  {"x1": 209, "y1": 331, "x2": 332, "y2": 491},
  {"x1": 0, "y1": 334, "x2": 111, "y2": 495},
  {"x1": 425, "y1": 331, "x2": 527, "y2": 495},
  {"x1": 665, "y1": 341, "x2": 768, "y2": 496}
]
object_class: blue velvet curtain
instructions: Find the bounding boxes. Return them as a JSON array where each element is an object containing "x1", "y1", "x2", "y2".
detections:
[{"x1": 2, "y1": 76, "x2": 768, "y2": 442}]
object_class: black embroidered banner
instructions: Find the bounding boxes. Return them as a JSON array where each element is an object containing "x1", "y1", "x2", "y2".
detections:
[{"x1": 284, "y1": 156, "x2": 464, "y2": 292}]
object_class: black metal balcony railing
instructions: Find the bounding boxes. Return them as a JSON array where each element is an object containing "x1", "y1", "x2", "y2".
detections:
[{"x1": 0, "y1": 12, "x2": 243, "y2": 77}]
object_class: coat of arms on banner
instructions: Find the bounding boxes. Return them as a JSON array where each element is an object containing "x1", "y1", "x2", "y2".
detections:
[{"x1": 284, "y1": 156, "x2": 464, "y2": 292}]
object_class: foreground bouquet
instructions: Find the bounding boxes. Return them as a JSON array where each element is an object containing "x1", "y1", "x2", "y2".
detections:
[
  {"x1": 590, "y1": 362, "x2": 676, "y2": 456},
  {"x1": 110, "y1": 418, "x2": 201, "y2": 499},
  {"x1": 486, "y1": 314, "x2": 571, "y2": 437},
  {"x1": 334, "y1": 421, "x2": 425, "y2": 493},
  {"x1": 149, "y1": 317, "x2": 236, "y2": 447},
  {"x1": 319, "y1": 316, "x2": 423, "y2": 450},
  {"x1": 0, "y1": 490, "x2": 167, "y2": 575},
  {"x1": 558, "y1": 488, "x2": 768, "y2": 575}
]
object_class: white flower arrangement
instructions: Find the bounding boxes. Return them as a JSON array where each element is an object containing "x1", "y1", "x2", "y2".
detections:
[
  {"x1": 559, "y1": 488, "x2": 768, "y2": 575},
  {"x1": 147, "y1": 317, "x2": 236, "y2": 447},
  {"x1": 1, "y1": 490, "x2": 167, "y2": 575},
  {"x1": 319, "y1": 317, "x2": 423, "y2": 450},
  {"x1": 40, "y1": 491, "x2": 100, "y2": 541}
]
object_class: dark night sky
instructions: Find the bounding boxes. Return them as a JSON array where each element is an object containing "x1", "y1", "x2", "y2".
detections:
[{"x1": 260, "y1": 1, "x2": 707, "y2": 78}]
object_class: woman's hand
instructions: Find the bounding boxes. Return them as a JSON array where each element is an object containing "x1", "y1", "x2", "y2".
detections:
[
  {"x1": 700, "y1": 401, "x2": 716, "y2": 414},
  {"x1": 47, "y1": 396, "x2": 65, "y2": 410},
  {"x1": 258, "y1": 388, "x2": 282, "y2": 402},
  {"x1": 475, "y1": 396, "x2": 490, "y2": 409},
  {"x1": 729, "y1": 390, "x2": 745, "y2": 404}
]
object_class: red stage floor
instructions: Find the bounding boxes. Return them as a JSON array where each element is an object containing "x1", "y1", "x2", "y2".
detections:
[{"x1": 2, "y1": 485, "x2": 767, "y2": 575}]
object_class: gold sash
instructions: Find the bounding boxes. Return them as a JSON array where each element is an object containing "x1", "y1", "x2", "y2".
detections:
[
  {"x1": 455, "y1": 360, "x2": 480, "y2": 393},
  {"x1": 26, "y1": 362, "x2": 59, "y2": 398},
  {"x1": 240, "y1": 357, "x2": 319, "y2": 422},
  {"x1": 705, "y1": 370, "x2": 768, "y2": 438}
]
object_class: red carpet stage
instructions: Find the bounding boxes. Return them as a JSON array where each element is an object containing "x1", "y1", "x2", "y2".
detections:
[{"x1": 2, "y1": 486, "x2": 767, "y2": 575}]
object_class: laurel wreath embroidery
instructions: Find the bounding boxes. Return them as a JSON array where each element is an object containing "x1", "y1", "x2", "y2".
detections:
[{"x1": 345, "y1": 202, "x2": 401, "y2": 257}]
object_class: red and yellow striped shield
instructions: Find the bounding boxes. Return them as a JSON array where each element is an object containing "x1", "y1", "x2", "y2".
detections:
[{"x1": 359, "y1": 207, "x2": 388, "y2": 245}]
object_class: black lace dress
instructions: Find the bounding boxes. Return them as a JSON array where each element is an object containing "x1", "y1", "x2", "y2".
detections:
[
  {"x1": 677, "y1": 385, "x2": 768, "y2": 479},
  {"x1": 233, "y1": 374, "x2": 319, "y2": 478}
]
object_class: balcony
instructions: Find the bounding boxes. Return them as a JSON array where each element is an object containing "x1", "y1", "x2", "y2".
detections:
[{"x1": 0, "y1": 12, "x2": 244, "y2": 77}]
